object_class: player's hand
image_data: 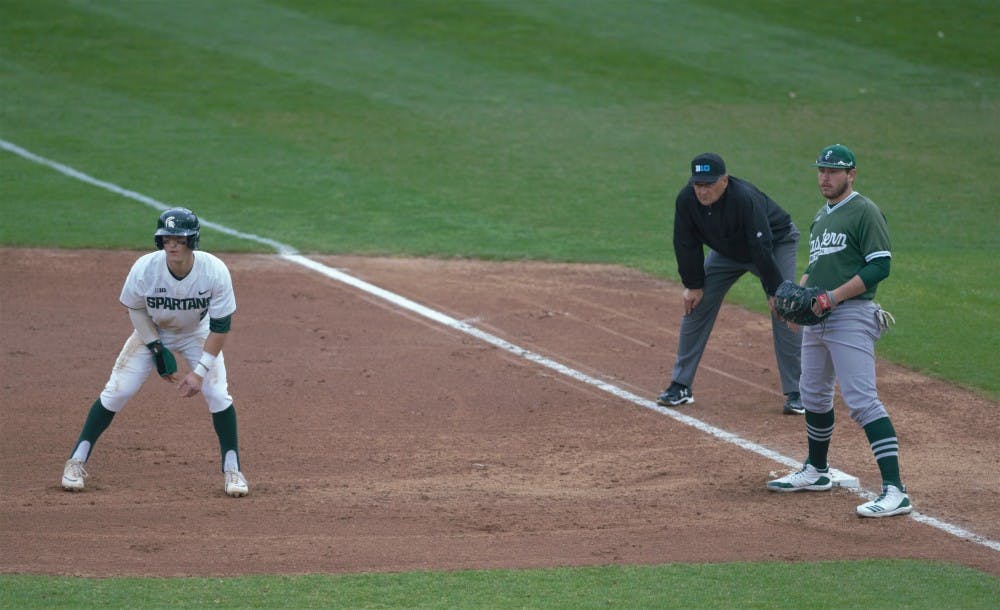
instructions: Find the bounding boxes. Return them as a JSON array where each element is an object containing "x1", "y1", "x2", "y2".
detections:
[
  {"x1": 811, "y1": 290, "x2": 837, "y2": 317},
  {"x1": 147, "y1": 340, "x2": 178, "y2": 380},
  {"x1": 178, "y1": 372, "x2": 203, "y2": 398},
  {"x1": 682, "y1": 288, "x2": 703, "y2": 315}
]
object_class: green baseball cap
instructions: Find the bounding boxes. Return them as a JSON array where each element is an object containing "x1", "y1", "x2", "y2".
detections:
[{"x1": 813, "y1": 144, "x2": 856, "y2": 169}]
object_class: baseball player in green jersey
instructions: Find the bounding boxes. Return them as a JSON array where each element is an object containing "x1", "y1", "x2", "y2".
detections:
[
  {"x1": 767, "y1": 144, "x2": 911, "y2": 517},
  {"x1": 61, "y1": 207, "x2": 249, "y2": 498}
]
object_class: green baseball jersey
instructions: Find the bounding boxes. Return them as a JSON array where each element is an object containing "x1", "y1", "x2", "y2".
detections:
[{"x1": 804, "y1": 192, "x2": 890, "y2": 300}]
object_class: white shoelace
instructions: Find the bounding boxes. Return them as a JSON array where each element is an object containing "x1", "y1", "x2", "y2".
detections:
[
  {"x1": 66, "y1": 461, "x2": 88, "y2": 480},
  {"x1": 789, "y1": 466, "x2": 822, "y2": 483}
]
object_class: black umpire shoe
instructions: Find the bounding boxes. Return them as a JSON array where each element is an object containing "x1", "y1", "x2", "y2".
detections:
[
  {"x1": 657, "y1": 382, "x2": 694, "y2": 406},
  {"x1": 783, "y1": 392, "x2": 805, "y2": 415}
]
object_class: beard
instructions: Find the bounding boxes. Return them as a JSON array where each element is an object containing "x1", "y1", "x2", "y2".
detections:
[{"x1": 823, "y1": 181, "x2": 850, "y2": 202}]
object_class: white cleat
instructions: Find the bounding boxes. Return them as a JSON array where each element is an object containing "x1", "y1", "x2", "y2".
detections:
[
  {"x1": 766, "y1": 462, "x2": 833, "y2": 492},
  {"x1": 224, "y1": 470, "x2": 249, "y2": 497},
  {"x1": 856, "y1": 484, "x2": 912, "y2": 518},
  {"x1": 62, "y1": 459, "x2": 88, "y2": 491}
]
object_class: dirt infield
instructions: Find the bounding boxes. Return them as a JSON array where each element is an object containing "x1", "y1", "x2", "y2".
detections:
[{"x1": 1, "y1": 248, "x2": 998, "y2": 577}]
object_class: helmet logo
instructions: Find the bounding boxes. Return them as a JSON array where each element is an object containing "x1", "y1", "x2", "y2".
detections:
[
  {"x1": 824, "y1": 151, "x2": 833, "y2": 160},
  {"x1": 165, "y1": 216, "x2": 177, "y2": 229}
]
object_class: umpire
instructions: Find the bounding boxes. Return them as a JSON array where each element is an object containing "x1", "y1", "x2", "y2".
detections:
[{"x1": 657, "y1": 153, "x2": 803, "y2": 414}]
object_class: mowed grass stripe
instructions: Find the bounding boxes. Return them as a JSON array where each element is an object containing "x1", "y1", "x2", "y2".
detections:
[{"x1": 0, "y1": 3, "x2": 996, "y2": 388}]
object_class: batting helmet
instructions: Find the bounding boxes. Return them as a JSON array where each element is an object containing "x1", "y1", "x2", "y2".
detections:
[{"x1": 154, "y1": 207, "x2": 201, "y2": 250}]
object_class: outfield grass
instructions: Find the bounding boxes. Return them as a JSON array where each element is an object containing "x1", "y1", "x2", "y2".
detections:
[{"x1": 1, "y1": 0, "x2": 997, "y2": 604}]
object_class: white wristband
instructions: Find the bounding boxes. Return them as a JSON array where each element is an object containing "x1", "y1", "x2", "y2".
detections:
[{"x1": 195, "y1": 352, "x2": 217, "y2": 377}]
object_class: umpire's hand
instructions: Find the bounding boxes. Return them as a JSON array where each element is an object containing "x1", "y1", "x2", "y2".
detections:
[{"x1": 683, "y1": 288, "x2": 703, "y2": 315}]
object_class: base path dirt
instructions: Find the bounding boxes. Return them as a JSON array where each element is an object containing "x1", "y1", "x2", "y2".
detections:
[{"x1": 1, "y1": 248, "x2": 997, "y2": 577}]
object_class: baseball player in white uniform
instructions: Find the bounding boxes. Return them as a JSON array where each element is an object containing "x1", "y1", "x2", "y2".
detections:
[{"x1": 61, "y1": 207, "x2": 249, "y2": 497}]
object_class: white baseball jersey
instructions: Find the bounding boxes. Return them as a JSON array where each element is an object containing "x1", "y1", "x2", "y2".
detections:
[
  {"x1": 120, "y1": 250, "x2": 236, "y2": 338},
  {"x1": 100, "y1": 250, "x2": 237, "y2": 414}
]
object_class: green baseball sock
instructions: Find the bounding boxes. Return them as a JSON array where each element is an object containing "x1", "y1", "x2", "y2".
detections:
[
  {"x1": 863, "y1": 417, "x2": 903, "y2": 489},
  {"x1": 70, "y1": 399, "x2": 116, "y2": 462},
  {"x1": 212, "y1": 404, "x2": 240, "y2": 472},
  {"x1": 805, "y1": 409, "x2": 835, "y2": 471}
]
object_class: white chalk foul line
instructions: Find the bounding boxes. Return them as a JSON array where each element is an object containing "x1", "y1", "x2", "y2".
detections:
[
  {"x1": 5, "y1": 138, "x2": 997, "y2": 554},
  {"x1": 286, "y1": 255, "x2": 804, "y2": 466}
]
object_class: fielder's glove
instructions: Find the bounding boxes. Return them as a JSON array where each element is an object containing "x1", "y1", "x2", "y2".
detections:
[
  {"x1": 146, "y1": 340, "x2": 178, "y2": 378},
  {"x1": 774, "y1": 280, "x2": 836, "y2": 326}
]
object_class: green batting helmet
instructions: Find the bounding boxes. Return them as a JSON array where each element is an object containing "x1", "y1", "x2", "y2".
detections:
[{"x1": 154, "y1": 207, "x2": 201, "y2": 250}]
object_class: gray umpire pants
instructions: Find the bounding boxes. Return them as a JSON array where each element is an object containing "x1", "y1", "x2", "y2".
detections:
[{"x1": 671, "y1": 226, "x2": 802, "y2": 395}]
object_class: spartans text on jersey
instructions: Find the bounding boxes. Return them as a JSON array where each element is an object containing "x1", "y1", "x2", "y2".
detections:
[{"x1": 146, "y1": 296, "x2": 211, "y2": 311}]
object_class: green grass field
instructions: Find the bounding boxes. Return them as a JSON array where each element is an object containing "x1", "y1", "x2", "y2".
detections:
[
  {"x1": 2, "y1": 0, "x2": 997, "y2": 606},
  {"x1": 2, "y1": 561, "x2": 999, "y2": 609}
]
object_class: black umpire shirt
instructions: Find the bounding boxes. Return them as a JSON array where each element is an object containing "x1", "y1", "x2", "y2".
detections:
[{"x1": 673, "y1": 175, "x2": 793, "y2": 296}]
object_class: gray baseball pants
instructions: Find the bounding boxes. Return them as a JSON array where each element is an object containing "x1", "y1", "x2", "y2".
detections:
[{"x1": 799, "y1": 299, "x2": 889, "y2": 426}]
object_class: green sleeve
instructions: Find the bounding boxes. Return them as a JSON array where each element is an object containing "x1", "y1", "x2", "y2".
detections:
[
  {"x1": 209, "y1": 314, "x2": 232, "y2": 333},
  {"x1": 858, "y1": 256, "x2": 890, "y2": 289}
]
